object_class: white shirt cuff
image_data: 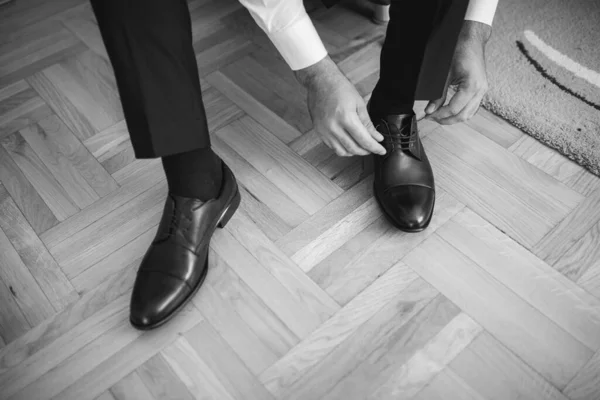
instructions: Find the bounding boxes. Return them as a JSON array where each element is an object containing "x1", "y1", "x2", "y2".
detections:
[
  {"x1": 267, "y1": 13, "x2": 328, "y2": 71},
  {"x1": 464, "y1": 0, "x2": 498, "y2": 26}
]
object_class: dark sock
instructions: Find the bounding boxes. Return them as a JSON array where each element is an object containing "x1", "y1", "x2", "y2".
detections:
[
  {"x1": 161, "y1": 147, "x2": 223, "y2": 201},
  {"x1": 368, "y1": 89, "x2": 415, "y2": 117}
]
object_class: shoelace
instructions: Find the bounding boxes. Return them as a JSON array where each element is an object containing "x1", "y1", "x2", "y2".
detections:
[{"x1": 377, "y1": 120, "x2": 417, "y2": 152}]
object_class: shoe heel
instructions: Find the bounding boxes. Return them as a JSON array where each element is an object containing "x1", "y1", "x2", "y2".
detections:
[{"x1": 217, "y1": 188, "x2": 240, "y2": 229}]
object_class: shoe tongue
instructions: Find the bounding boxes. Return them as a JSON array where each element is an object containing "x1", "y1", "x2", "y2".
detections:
[{"x1": 384, "y1": 114, "x2": 414, "y2": 137}]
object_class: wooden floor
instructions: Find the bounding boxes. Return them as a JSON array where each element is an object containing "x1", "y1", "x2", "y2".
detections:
[{"x1": 1, "y1": 0, "x2": 600, "y2": 399}]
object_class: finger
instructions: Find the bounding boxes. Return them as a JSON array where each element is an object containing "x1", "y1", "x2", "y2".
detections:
[
  {"x1": 427, "y1": 86, "x2": 474, "y2": 122},
  {"x1": 356, "y1": 105, "x2": 384, "y2": 142},
  {"x1": 329, "y1": 137, "x2": 353, "y2": 157},
  {"x1": 335, "y1": 125, "x2": 371, "y2": 156},
  {"x1": 436, "y1": 89, "x2": 484, "y2": 125},
  {"x1": 342, "y1": 113, "x2": 387, "y2": 155},
  {"x1": 322, "y1": 136, "x2": 350, "y2": 157}
]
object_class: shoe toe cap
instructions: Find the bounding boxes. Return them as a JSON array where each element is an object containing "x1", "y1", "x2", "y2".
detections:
[
  {"x1": 130, "y1": 271, "x2": 190, "y2": 329},
  {"x1": 382, "y1": 185, "x2": 435, "y2": 231}
]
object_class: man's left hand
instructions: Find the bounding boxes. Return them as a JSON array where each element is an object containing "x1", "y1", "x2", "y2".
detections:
[{"x1": 424, "y1": 20, "x2": 492, "y2": 125}]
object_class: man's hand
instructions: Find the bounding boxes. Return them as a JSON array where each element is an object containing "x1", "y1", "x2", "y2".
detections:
[
  {"x1": 295, "y1": 56, "x2": 386, "y2": 157},
  {"x1": 425, "y1": 21, "x2": 492, "y2": 125}
]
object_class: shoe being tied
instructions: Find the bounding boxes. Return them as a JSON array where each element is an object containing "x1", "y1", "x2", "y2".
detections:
[{"x1": 369, "y1": 111, "x2": 435, "y2": 232}]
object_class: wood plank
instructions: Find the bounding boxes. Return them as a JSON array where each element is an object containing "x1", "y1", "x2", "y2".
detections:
[
  {"x1": 0, "y1": 0, "x2": 85, "y2": 43},
  {"x1": 194, "y1": 27, "x2": 257, "y2": 78},
  {"x1": 260, "y1": 265, "x2": 421, "y2": 396},
  {"x1": 412, "y1": 368, "x2": 487, "y2": 400},
  {"x1": 95, "y1": 391, "x2": 116, "y2": 400},
  {"x1": 0, "y1": 19, "x2": 84, "y2": 87},
  {"x1": 276, "y1": 174, "x2": 373, "y2": 257},
  {"x1": 0, "y1": 146, "x2": 57, "y2": 234},
  {"x1": 438, "y1": 208, "x2": 600, "y2": 351},
  {"x1": 49, "y1": 181, "x2": 165, "y2": 278},
  {"x1": 215, "y1": 116, "x2": 343, "y2": 214},
  {"x1": 183, "y1": 320, "x2": 275, "y2": 399},
  {"x1": 0, "y1": 296, "x2": 129, "y2": 399},
  {"x1": 563, "y1": 349, "x2": 600, "y2": 400},
  {"x1": 403, "y1": 234, "x2": 592, "y2": 388},
  {"x1": 206, "y1": 71, "x2": 302, "y2": 144},
  {"x1": 315, "y1": 188, "x2": 464, "y2": 305},
  {"x1": 202, "y1": 248, "x2": 299, "y2": 362},
  {"x1": 202, "y1": 84, "x2": 245, "y2": 132},
  {"x1": 59, "y1": 3, "x2": 108, "y2": 60},
  {"x1": 424, "y1": 134, "x2": 571, "y2": 248},
  {"x1": 576, "y1": 230, "x2": 600, "y2": 298},
  {"x1": 70, "y1": 228, "x2": 152, "y2": 294},
  {"x1": 136, "y1": 354, "x2": 195, "y2": 400},
  {"x1": 0, "y1": 263, "x2": 136, "y2": 376},
  {"x1": 0, "y1": 221, "x2": 56, "y2": 327},
  {"x1": 0, "y1": 185, "x2": 77, "y2": 311},
  {"x1": 27, "y1": 115, "x2": 119, "y2": 202},
  {"x1": 533, "y1": 188, "x2": 600, "y2": 267},
  {"x1": 210, "y1": 226, "x2": 323, "y2": 339},
  {"x1": 109, "y1": 371, "x2": 156, "y2": 400},
  {"x1": 465, "y1": 107, "x2": 524, "y2": 148},
  {"x1": 510, "y1": 134, "x2": 600, "y2": 197},
  {"x1": 219, "y1": 55, "x2": 312, "y2": 133},
  {"x1": 41, "y1": 114, "x2": 120, "y2": 196},
  {"x1": 2, "y1": 131, "x2": 78, "y2": 220},
  {"x1": 28, "y1": 68, "x2": 96, "y2": 140},
  {"x1": 0, "y1": 264, "x2": 30, "y2": 345},
  {"x1": 54, "y1": 49, "x2": 122, "y2": 131},
  {"x1": 323, "y1": 295, "x2": 465, "y2": 400},
  {"x1": 211, "y1": 131, "x2": 307, "y2": 232},
  {"x1": 161, "y1": 337, "x2": 236, "y2": 400},
  {"x1": 47, "y1": 305, "x2": 202, "y2": 400},
  {"x1": 449, "y1": 332, "x2": 569, "y2": 400},
  {"x1": 224, "y1": 208, "x2": 340, "y2": 321},
  {"x1": 40, "y1": 158, "x2": 163, "y2": 249},
  {"x1": 367, "y1": 313, "x2": 482, "y2": 400},
  {"x1": 83, "y1": 120, "x2": 129, "y2": 165},
  {"x1": 192, "y1": 280, "x2": 282, "y2": 376},
  {"x1": 0, "y1": 80, "x2": 52, "y2": 140},
  {"x1": 291, "y1": 196, "x2": 380, "y2": 272},
  {"x1": 10, "y1": 319, "x2": 139, "y2": 400},
  {"x1": 275, "y1": 283, "x2": 442, "y2": 400},
  {"x1": 430, "y1": 123, "x2": 583, "y2": 225}
]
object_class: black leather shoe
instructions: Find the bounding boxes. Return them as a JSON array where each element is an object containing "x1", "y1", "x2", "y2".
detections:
[
  {"x1": 130, "y1": 162, "x2": 240, "y2": 330},
  {"x1": 369, "y1": 111, "x2": 435, "y2": 232}
]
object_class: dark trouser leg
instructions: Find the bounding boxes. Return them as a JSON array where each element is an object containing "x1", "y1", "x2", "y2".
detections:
[
  {"x1": 90, "y1": 0, "x2": 209, "y2": 158},
  {"x1": 369, "y1": 0, "x2": 468, "y2": 115},
  {"x1": 91, "y1": 0, "x2": 222, "y2": 200}
]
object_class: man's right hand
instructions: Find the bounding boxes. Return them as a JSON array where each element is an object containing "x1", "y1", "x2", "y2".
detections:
[{"x1": 295, "y1": 56, "x2": 386, "y2": 157}]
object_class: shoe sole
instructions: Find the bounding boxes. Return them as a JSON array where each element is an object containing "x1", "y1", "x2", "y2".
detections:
[
  {"x1": 130, "y1": 185, "x2": 241, "y2": 331},
  {"x1": 373, "y1": 188, "x2": 435, "y2": 233}
]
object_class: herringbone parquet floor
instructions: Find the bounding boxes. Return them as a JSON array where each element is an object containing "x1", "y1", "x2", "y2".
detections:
[{"x1": 1, "y1": 0, "x2": 600, "y2": 399}]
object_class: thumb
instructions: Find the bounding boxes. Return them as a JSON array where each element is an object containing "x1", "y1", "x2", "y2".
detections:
[
  {"x1": 357, "y1": 103, "x2": 384, "y2": 142},
  {"x1": 425, "y1": 97, "x2": 445, "y2": 115}
]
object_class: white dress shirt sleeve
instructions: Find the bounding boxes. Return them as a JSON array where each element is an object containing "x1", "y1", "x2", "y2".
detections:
[
  {"x1": 465, "y1": 0, "x2": 499, "y2": 26},
  {"x1": 238, "y1": 0, "x2": 328, "y2": 71},
  {"x1": 239, "y1": 0, "x2": 499, "y2": 71}
]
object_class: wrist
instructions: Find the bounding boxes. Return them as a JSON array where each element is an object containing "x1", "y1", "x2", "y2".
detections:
[
  {"x1": 459, "y1": 20, "x2": 492, "y2": 49},
  {"x1": 294, "y1": 55, "x2": 339, "y2": 89}
]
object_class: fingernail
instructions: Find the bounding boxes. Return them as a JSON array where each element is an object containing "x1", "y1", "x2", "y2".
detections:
[{"x1": 425, "y1": 104, "x2": 436, "y2": 114}]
